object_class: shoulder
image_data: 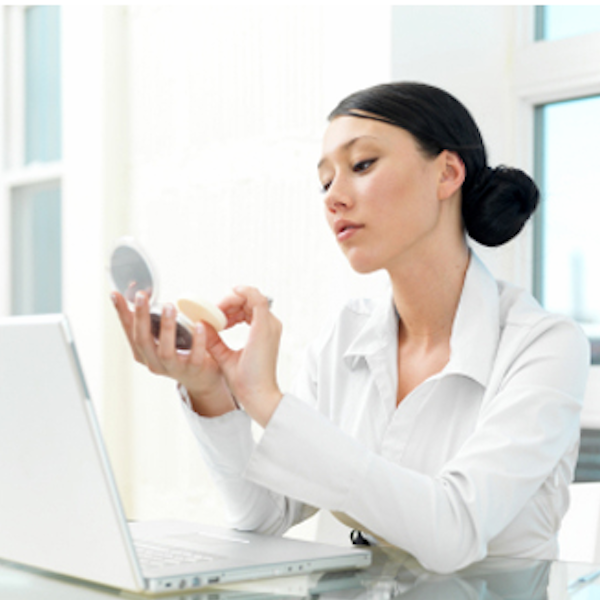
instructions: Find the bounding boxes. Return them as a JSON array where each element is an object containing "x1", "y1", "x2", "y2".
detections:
[
  {"x1": 468, "y1": 252, "x2": 585, "y2": 348},
  {"x1": 498, "y1": 279, "x2": 587, "y2": 342},
  {"x1": 495, "y1": 279, "x2": 590, "y2": 377}
]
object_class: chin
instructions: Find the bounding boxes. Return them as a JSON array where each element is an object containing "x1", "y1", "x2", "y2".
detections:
[
  {"x1": 352, "y1": 264, "x2": 378, "y2": 275},
  {"x1": 345, "y1": 254, "x2": 381, "y2": 275}
]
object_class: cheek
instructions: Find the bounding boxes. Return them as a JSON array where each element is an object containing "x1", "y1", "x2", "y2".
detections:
[{"x1": 365, "y1": 169, "x2": 429, "y2": 223}]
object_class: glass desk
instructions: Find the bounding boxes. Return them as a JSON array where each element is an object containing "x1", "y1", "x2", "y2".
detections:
[{"x1": 2, "y1": 546, "x2": 600, "y2": 600}]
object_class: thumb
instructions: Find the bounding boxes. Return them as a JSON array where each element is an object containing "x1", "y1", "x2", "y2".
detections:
[{"x1": 201, "y1": 322, "x2": 234, "y2": 369}]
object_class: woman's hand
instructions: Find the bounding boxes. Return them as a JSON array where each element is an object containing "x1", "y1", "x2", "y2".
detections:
[
  {"x1": 203, "y1": 286, "x2": 283, "y2": 427},
  {"x1": 111, "y1": 291, "x2": 237, "y2": 417}
]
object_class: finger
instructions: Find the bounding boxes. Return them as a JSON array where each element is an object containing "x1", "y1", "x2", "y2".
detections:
[
  {"x1": 155, "y1": 303, "x2": 177, "y2": 364},
  {"x1": 234, "y1": 286, "x2": 272, "y2": 308},
  {"x1": 218, "y1": 292, "x2": 249, "y2": 328},
  {"x1": 111, "y1": 292, "x2": 144, "y2": 362},
  {"x1": 202, "y1": 320, "x2": 225, "y2": 349},
  {"x1": 203, "y1": 322, "x2": 236, "y2": 372},
  {"x1": 247, "y1": 302, "x2": 282, "y2": 352},
  {"x1": 112, "y1": 292, "x2": 134, "y2": 335},
  {"x1": 218, "y1": 292, "x2": 246, "y2": 312},
  {"x1": 222, "y1": 311, "x2": 248, "y2": 329},
  {"x1": 232, "y1": 286, "x2": 272, "y2": 324},
  {"x1": 125, "y1": 281, "x2": 138, "y2": 303},
  {"x1": 218, "y1": 287, "x2": 274, "y2": 329},
  {"x1": 133, "y1": 291, "x2": 165, "y2": 373},
  {"x1": 187, "y1": 321, "x2": 208, "y2": 368}
]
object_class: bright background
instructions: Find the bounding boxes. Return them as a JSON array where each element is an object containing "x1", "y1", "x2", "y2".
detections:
[{"x1": 2, "y1": 5, "x2": 600, "y2": 544}]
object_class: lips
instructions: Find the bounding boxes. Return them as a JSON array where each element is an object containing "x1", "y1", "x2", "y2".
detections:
[{"x1": 333, "y1": 219, "x2": 363, "y2": 241}]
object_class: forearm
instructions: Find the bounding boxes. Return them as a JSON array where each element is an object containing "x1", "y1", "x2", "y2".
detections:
[
  {"x1": 244, "y1": 391, "x2": 581, "y2": 573},
  {"x1": 180, "y1": 399, "x2": 313, "y2": 534},
  {"x1": 213, "y1": 474, "x2": 316, "y2": 535},
  {"x1": 244, "y1": 395, "x2": 485, "y2": 570}
]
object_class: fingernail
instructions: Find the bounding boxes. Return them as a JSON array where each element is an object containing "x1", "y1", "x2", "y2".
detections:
[
  {"x1": 164, "y1": 303, "x2": 175, "y2": 318},
  {"x1": 110, "y1": 292, "x2": 117, "y2": 307},
  {"x1": 135, "y1": 291, "x2": 145, "y2": 307}
]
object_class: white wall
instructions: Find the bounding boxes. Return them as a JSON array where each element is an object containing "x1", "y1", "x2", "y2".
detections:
[{"x1": 62, "y1": 5, "x2": 135, "y2": 504}]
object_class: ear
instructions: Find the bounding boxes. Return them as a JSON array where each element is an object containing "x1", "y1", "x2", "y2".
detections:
[{"x1": 437, "y1": 151, "x2": 465, "y2": 201}]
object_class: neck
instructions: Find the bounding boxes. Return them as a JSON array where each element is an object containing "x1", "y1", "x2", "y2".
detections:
[{"x1": 389, "y1": 238, "x2": 470, "y2": 349}]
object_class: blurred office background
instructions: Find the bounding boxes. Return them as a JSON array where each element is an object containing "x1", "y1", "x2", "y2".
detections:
[{"x1": 1, "y1": 5, "x2": 600, "y2": 542}]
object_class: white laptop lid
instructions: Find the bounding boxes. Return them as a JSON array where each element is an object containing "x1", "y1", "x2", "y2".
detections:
[
  {"x1": 0, "y1": 314, "x2": 145, "y2": 591},
  {"x1": 0, "y1": 314, "x2": 370, "y2": 594}
]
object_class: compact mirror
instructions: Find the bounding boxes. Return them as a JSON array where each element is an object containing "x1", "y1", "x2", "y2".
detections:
[
  {"x1": 110, "y1": 241, "x2": 156, "y2": 304},
  {"x1": 109, "y1": 237, "x2": 193, "y2": 350}
]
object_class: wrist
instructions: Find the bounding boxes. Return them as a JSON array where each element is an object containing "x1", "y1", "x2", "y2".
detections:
[
  {"x1": 242, "y1": 388, "x2": 283, "y2": 428},
  {"x1": 186, "y1": 379, "x2": 238, "y2": 417}
]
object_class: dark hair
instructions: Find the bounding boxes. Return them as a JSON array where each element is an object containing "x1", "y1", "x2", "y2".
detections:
[{"x1": 328, "y1": 82, "x2": 539, "y2": 247}]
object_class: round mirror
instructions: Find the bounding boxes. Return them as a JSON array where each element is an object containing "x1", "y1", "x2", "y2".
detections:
[
  {"x1": 109, "y1": 237, "x2": 193, "y2": 350},
  {"x1": 109, "y1": 239, "x2": 156, "y2": 304}
]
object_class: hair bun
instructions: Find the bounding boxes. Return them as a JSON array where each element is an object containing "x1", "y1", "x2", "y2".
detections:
[{"x1": 462, "y1": 166, "x2": 539, "y2": 247}]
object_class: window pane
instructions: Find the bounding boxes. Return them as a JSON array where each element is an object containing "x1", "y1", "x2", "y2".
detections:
[
  {"x1": 536, "y1": 5, "x2": 600, "y2": 41},
  {"x1": 535, "y1": 96, "x2": 600, "y2": 335},
  {"x1": 11, "y1": 181, "x2": 62, "y2": 315},
  {"x1": 25, "y1": 6, "x2": 61, "y2": 164}
]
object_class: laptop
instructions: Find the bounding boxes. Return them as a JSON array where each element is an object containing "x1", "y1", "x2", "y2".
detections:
[{"x1": 0, "y1": 314, "x2": 371, "y2": 594}]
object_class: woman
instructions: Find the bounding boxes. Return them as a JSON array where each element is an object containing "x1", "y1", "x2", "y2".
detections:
[{"x1": 112, "y1": 82, "x2": 590, "y2": 573}]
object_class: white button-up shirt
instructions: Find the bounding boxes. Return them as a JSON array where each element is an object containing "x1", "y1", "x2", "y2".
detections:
[{"x1": 182, "y1": 252, "x2": 590, "y2": 573}]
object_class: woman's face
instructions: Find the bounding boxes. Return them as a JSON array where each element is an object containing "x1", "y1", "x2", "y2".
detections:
[{"x1": 318, "y1": 116, "x2": 460, "y2": 275}]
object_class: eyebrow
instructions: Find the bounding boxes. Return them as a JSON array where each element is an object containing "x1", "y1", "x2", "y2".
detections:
[{"x1": 317, "y1": 135, "x2": 378, "y2": 170}]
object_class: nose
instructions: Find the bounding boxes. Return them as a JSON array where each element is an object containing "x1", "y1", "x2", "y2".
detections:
[{"x1": 323, "y1": 178, "x2": 353, "y2": 214}]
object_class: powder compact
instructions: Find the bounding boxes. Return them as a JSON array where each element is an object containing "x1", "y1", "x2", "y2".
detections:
[{"x1": 109, "y1": 237, "x2": 226, "y2": 350}]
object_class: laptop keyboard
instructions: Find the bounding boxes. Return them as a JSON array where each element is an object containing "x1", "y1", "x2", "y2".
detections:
[{"x1": 135, "y1": 540, "x2": 213, "y2": 570}]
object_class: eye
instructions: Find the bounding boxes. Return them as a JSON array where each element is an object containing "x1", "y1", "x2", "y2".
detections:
[
  {"x1": 320, "y1": 180, "x2": 332, "y2": 194},
  {"x1": 353, "y1": 158, "x2": 377, "y2": 173}
]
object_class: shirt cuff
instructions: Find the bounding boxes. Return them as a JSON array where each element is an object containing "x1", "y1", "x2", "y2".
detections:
[
  {"x1": 178, "y1": 385, "x2": 255, "y2": 477},
  {"x1": 244, "y1": 394, "x2": 371, "y2": 511},
  {"x1": 178, "y1": 383, "x2": 195, "y2": 411}
]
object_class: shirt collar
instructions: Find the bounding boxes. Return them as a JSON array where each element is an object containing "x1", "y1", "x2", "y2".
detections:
[
  {"x1": 343, "y1": 293, "x2": 398, "y2": 368},
  {"x1": 445, "y1": 251, "x2": 500, "y2": 387},
  {"x1": 342, "y1": 251, "x2": 500, "y2": 388}
]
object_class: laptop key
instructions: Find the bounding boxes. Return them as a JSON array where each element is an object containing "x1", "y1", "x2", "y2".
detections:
[{"x1": 135, "y1": 541, "x2": 213, "y2": 569}]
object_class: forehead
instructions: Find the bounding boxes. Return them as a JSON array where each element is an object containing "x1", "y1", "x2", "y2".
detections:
[{"x1": 319, "y1": 116, "x2": 414, "y2": 166}]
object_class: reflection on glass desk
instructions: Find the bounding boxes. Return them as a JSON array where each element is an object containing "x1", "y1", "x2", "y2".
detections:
[{"x1": 3, "y1": 546, "x2": 600, "y2": 600}]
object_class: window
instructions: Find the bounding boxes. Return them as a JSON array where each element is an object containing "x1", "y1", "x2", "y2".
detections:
[
  {"x1": 535, "y1": 5, "x2": 600, "y2": 41},
  {"x1": 25, "y1": 6, "x2": 62, "y2": 164},
  {"x1": 534, "y1": 95, "x2": 600, "y2": 341},
  {"x1": 11, "y1": 181, "x2": 61, "y2": 314},
  {"x1": 2, "y1": 6, "x2": 62, "y2": 315}
]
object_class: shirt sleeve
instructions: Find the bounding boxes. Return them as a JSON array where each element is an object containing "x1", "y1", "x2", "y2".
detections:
[
  {"x1": 244, "y1": 317, "x2": 590, "y2": 573},
  {"x1": 178, "y1": 378, "x2": 318, "y2": 535}
]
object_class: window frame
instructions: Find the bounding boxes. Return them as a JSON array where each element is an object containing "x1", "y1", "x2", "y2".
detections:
[
  {"x1": 0, "y1": 5, "x2": 63, "y2": 316},
  {"x1": 514, "y1": 8, "x2": 600, "y2": 173},
  {"x1": 514, "y1": 6, "x2": 600, "y2": 425}
]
